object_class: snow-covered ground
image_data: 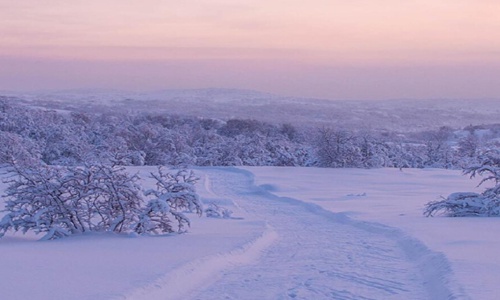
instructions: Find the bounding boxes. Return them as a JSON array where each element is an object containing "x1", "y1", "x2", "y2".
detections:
[
  {"x1": 0, "y1": 167, "x2": 498, "y2": 299},
  {"x1": 244, "y1": 167, "x2": 500, "y2": 300}
]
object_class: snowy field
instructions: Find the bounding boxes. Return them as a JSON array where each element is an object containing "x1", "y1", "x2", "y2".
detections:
[{"x1": 0, "y1": 166, "x2": 499, "y2": 299}]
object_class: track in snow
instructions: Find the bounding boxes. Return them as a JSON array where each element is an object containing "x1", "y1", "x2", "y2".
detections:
[{"x1": 190, "y1": 168, "x2": 467, "y2": 300}]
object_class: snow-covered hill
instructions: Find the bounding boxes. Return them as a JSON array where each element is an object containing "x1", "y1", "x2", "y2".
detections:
[
  {"x1": 1, "y1": 167, "x2": 498, "y2": 299},
  {"x1": 2, "y1": 88, "x2": 499, "y2": 131}
]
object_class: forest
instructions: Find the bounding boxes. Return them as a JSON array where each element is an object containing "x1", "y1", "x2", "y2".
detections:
[{"x1": 0, "y1": 97, "x2": 498, "y2": 170}]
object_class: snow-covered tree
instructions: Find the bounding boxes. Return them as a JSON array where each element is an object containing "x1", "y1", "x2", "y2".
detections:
[
  {"x1": 136, "y1": 167, "x2": 202, "y2": 234},
  {"x1": 358, "y1": 133, "x2": 389, "y2": 168},
  {"x1": 1, "y1": 98, "x2": 498, "y2": 171},
  {"x1": 314, "y1": 127, "x2": 361, "y2": 168},
  {"x1": 424, "y1": 149, "x2": 500, "y2": 217},
  {"x1": 0, "y1": 164, "x2": 203, "y2": 239},
  {"x1": 0, "y1": 163, "x2": 143, "y2": 240},
  {"x1": 0, "y1": 131, "x2": 41, "y2": 167},
  {"x1": 422, "y1": 127, "x2": 455, "y2": 168},
  {"x1": 456, "y1": 133, "x2": 481, "y2": 167}
]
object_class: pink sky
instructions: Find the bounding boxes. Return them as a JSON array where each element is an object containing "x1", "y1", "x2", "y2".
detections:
[{"x1": 1, "y1": 1, "x2": 500, "y2": 100}]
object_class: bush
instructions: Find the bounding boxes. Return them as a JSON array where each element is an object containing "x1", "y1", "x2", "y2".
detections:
[
  {"x1": 205, "y1": 202, "x2": 233, "y2": 219},
  {"x1": 0, "y1": 163, "x2": 201, "y2": 240},
  {"x1": 135, "y1": 168, "x2": 202, "y2": 234},
  {"x1": 424, "y1": 150, "x2": 500, "y2": 217},
  {"x1": 423, "y1": 192, "x2": 499, "y2": 217}
]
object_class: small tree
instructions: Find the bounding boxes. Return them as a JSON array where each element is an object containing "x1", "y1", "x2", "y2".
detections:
[
  {"x1": 136, "y1": 167, "x2": 202, "y2": 234},
  {"x1": 424, "y1": 149, "x2": 500, "y2": 217},
  {"x1": 314, "y1": 127, "x2": 361, "y2": 168}
]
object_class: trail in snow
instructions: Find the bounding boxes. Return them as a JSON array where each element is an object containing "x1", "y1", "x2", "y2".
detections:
[
  {"x1": 123, "y1": 226, "x2": 278, "y2": 300},
  {"x1": 189, "y1": 168, "x2": 467, "y2": 300}
]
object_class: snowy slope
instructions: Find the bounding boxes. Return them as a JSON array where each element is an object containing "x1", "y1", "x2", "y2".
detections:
[
  {"x1": 245, "y1": 167, "x2": 500, "y2": 300},
  {"x1": 188, "y1": 168, "x2": 466, "y2": 300},
  {"x1": 0, "y1": 167, "x2": 269, "y2": 300},
  {"x1": 0, "y1": 167, "x2": 498, "y2": 299}
]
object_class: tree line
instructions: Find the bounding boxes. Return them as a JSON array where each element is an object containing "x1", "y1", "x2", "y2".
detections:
[{"x1": 0, "y1": 99, "x2": 498, "y2": 170}]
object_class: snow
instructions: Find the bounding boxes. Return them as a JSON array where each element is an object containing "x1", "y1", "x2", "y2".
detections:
[
  {"x1": 0, "y1": 167, "x2": 269, "y2": 300},
  {"x1": 244, "y1": 167, "x2": 500, "y2": 300},
  {"x1": 0, "y1": 166, "x2": 499, "y2": 299}
]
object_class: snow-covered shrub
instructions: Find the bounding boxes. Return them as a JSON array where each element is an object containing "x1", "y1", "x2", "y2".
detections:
[
  {"x1": 0, "y1": 164, "x2": 203, "y2": 239},
  {"x1": 204, "y1": 202, "x2": 233, "y2": 219},
  {"x1": 423, "y1": 192, "x2": 497, "y2": 217},
  {"x1": 135, "y1": 167, "x2": 202, "y2": 234},
  {"x1": 424, "y1": 150, "x2": 500, "y2": 217},
  {"x1": 0, "y1": 163, "x2": 143, "y2": 240}
]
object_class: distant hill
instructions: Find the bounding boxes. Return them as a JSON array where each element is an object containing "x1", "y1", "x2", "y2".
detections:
[{"x1": 2, "y1": 88, "x2": 499, "y2": 132}]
